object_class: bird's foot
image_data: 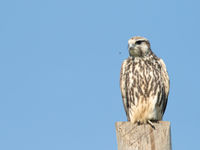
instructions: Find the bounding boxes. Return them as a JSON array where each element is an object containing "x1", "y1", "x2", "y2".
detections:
[{"x1": 147, "y1": 120, "x2": 156, "y2": 129}]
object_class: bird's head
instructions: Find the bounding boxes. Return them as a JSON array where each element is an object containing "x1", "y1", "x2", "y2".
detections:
[{"x1": 128, "y1": 36, "x2": 151, "y2": 57}]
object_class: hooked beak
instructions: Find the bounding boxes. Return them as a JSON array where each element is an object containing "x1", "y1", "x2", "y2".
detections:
[{"x1": 128, "y1": 44, "x2": 135, "y2": 50}]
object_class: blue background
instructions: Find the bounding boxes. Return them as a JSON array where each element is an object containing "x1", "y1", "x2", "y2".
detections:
[{"x1": 0, "y1": 0, "x2": 199, "y2": 149}]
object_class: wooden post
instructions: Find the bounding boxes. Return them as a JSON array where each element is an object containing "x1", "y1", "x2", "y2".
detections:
[{"x1": 115, "y1": 121, "x2": 172, "y2": 150}]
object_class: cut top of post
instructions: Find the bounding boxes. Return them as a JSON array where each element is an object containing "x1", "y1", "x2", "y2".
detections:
[{"x1": 115, "y1": 121, "x2": 172, "y2": 150}]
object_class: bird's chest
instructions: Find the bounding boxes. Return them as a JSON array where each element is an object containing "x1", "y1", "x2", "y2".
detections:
[{"x1": 126, "y1": 58, "x2": 162, "y2": 97}]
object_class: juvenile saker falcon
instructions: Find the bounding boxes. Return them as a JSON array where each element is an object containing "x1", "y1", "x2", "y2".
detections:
[{"x1": 120, "y1": 36, "x2": 170, "y2": 124}]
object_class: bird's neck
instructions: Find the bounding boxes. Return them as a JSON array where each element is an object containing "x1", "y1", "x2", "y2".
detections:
[{"x1": 129, "y1": 53, "x2": 157, "y2": 62}]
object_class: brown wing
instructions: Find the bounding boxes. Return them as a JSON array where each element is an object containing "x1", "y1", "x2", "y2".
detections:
[
  {"x1": 158, "y1": 58, "x2": 170, "y2": 115},
  {"x1": 120, "y1": 59, "x2": 130, "y2": 121}
]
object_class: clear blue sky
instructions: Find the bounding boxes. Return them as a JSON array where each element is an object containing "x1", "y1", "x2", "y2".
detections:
[{"x1": 0, "y1": 0, "x2": 199, "y2": 150}]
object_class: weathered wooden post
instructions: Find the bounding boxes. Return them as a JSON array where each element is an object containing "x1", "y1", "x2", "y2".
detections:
[{"x1": 115, "y1": 121, "x2": 172, "y2": 150}]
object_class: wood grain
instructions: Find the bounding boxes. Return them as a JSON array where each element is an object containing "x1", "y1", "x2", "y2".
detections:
[{"x1": 115, "y1": 121, "x2": 171, "y2": 150}]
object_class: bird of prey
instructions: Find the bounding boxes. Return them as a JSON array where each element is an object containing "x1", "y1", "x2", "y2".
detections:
[{"x1": 120, "y1": 36, "x2": 170, "y2": 124}]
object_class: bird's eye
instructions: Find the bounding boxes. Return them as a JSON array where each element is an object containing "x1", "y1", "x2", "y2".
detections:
[{"x1": 135, "y1": 41, "x2": 143, "y2": 45}]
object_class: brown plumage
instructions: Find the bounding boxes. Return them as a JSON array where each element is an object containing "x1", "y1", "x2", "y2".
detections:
[{"x1": 120, "y1": 36, "x2": 170, "y2": 123}]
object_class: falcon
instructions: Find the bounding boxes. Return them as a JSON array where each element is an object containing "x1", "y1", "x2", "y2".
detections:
[{"x1": 120, "y1": 36, "x2": 170, "y2": 124}]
